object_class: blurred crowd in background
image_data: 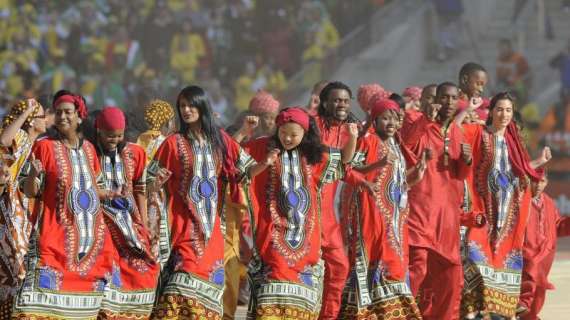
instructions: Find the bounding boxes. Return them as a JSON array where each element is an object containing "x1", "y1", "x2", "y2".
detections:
[{"x1": 0, "y1": 0, "x2": 390, "y2": 131}]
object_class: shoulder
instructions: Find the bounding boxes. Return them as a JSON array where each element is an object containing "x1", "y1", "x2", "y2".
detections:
[{"x1": 125, "y1": 142, "x2": 146, "y2": 159}]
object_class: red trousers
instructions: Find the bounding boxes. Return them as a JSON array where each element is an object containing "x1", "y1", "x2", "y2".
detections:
[
  {"x1": 409, "y1": 246, "x2": 463, "y2": 320},
  {"x1": 519, "y1": 286, "x2": 547, "y2": 320}
]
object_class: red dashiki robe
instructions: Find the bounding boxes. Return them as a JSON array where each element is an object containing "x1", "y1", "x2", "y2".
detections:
[
  {"x1": 97, "y1": 142, "x2": 159, "y2": 318},
  {"x1": 12, "y1": 138, "x2": 115, "y2": 320},
  {"x1": 461, "y1": 125, "x2": 533, "y2": 318},
  {"x1": 340, "y1": 133, "x2": 421, "y2": 319},
  {"x1": 520, "y1": 194, "x2": 570, "y2": 318},
  {"x1": 148, "y1": 131, "x2": 255, "y2": 319},
  {"x1": 243, "y1": 137, "x2": 360, "y2": 320}
]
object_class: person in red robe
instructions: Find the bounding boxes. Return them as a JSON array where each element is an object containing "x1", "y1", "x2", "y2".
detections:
[
  {"x1": 458, "y1": 92, "x2": 551, "y2": 319},
  {"x1": 90, "y1": 107, "x2": 159, "y2": 318},
  {"x1": 457, "y1": 62, "x2": 490, "y2": 123},
  {"x1": 518, "y1": 173, "x2": 570, "y2": 320},
  {"x1": 400, "y1": 84, "x2": 437, "y2": 140},
  {"x1": 402, "y1": 82, "x2": 477, "y2": 320},
  {"x1": 13, "y1": 93, "x2": 117, "y2": 318},
  {"x1": 339, "y1": 98, "x2": 426, "y2": 319},
  {"x1": 148, "y1": 86, "x2": 267, "y2": 319},
  {"x1": 243, "y1": 107, "x2": 367, "y2": 319},
  {"x1": 314, "y1": 81, "x2": 360, "y2": 320}
]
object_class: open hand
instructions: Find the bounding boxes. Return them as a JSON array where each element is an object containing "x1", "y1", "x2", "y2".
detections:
[
  {"x1": 539, "y1": 146, "x2": 552, "y2": 166},
  {"x1": 468, "y1": 97, "x2": 483, "y2": 111}
]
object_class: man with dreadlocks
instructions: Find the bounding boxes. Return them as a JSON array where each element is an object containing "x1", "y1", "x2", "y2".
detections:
[{"x1": 314, "y1": 81, "x2": 359, "y2": 320}]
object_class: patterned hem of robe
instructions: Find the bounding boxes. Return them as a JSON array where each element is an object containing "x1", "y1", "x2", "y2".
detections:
[
  {"x1": 339, "y1": 296, "x2": 422, "y2": 320},
  {"x1": 152, "y1": 272, "x2": 223, "y2": 320},
  {"x1": 98, "y1": 286, "x2": 156, "y2": 319},
  {"x1": 1, "y1": 295, "x2": 14, "y2": 320},
  {"x1": 461, "y1": 263, "x2": 521, "y2": 318},
  {"x1": 246, "y1": 279, "x2": 324, "y2": 320}
]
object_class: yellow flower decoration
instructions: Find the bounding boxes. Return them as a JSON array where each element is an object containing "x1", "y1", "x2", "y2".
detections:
[
  {"x1": 1, "y1": 99, "x2": 39, "y2": 130},
  {"x1": 144, "y1": 99, "x2": 175, "y2": 131}
]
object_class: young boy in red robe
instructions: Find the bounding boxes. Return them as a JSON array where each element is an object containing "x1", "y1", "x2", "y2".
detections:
[{"x1": 518, "y1": 173, "x2": 570, "y2": 320}]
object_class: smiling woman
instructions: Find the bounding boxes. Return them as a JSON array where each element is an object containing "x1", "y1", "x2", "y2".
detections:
[
  {"x1": 148, "y1": 85, "x2": 258, "y2": 319},
  {"x1": 12, "y1": 91, "x2": 118, "y2": 319}
]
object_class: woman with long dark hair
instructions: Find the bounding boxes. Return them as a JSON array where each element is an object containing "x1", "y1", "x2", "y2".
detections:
[
  {"x1": 459, "y1": 92, "x2": 552, "y2": 319},
  {"x1": 242, "y1": 107, "x2": 369, "y2": 319},
  {"x1": 13, "y1": 92, "x2": 116, "y2": 318},
  {"x1": 148, "y1": 86, "x2": 269, "y2": 318}
]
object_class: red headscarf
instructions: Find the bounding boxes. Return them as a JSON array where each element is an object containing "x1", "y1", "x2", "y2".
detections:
[
  {"x1": 505, "y1": 122, "x2": 543, "y2": 182},
  {"x1": 54, "y1": 94, "x2": 88, "y2": 119},
  {"x1": 275, "y1": 107, "x2": 310, "y2": 131},
  {"x1": 370, "y1": 98, "x2": 400, "y2": 120},
  {"x1": 95, "y1": 106, "x2": 126, "y2": 131}
]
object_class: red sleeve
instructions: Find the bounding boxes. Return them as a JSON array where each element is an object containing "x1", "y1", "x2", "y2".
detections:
[
  {"x1": 152, "y1": 135, "x2": 177, "y2": 172},
  {"x1": 242, "y1": 137, "x2": 270, "y2": 163},
  {"x1": 551, "y1": 194, "x2": 570, "y2": 237},
  {"x1": 401, "y1": 114, "x2": 430, "y2": 148}
]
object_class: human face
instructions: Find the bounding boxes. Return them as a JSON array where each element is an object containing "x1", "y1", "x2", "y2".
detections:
[
  {"x1": 278, "y1": 122, "x2": 305, "y2": 150},
  {"x1": 531, "y1": 176, "x2": 548, "y2": 198},
  {"x1": 178, "y1": 97, "x2": 200, "y2": 124},
  {"x1": 462, "y1": 70, "x2": 488, "y2": 98},
  {"x1": 31, "y1": 105, "x2": 47, "y2": 134},
  {"x1": 490, "y1": 99, "x2": 514, "y2": 130},
  {"x1": 375, "y1": 110, "x2": 399, "y2": 139},
  {"x1": 436, "y1": 85, "x2": 459, "y2": 121},
  {"x1": 98, "y1": 129, "x2": 125, "y2": 151},
  {"x1": 420, "y1": 86, "x2": 437, "y2": 112},
  {"x1": 325, "y1": 89, "x2": 351, "y2": 121},
  {"x1": 54, "y1": 102, "x2": 79, "y2": 135},
  {"x1": 259, "y1": 111, "x2": 277, "y2": 134}
]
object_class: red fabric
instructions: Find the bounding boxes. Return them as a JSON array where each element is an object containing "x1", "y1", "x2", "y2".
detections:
[
  {"x1": 54, "y1": 94, "x2": 88, "y2": 119},
  {"x1": 103, "y1": 143, "x2": 158, "y2": 291},
  {"x1": 402, "y1": 115, "x2": 469, "y2": 264},
  {"x1": 152, "y1": 133, "x2": 246, "y2": 280},
  {"x1": 275, "y1": 107, "x2": 309, "y2": 131},
  {"x1": 27, "y1": 138, "x2": 114, "y2": 291},
  {"x1": 242, "y1": 137, "x2": 342, "y2": 282},
  {"x1": 520, "y1": 194, "x2": 570, "y2": 317},
  {"x1": 313, "y1": 115, "x2": 352, "y2": 319},
  {"x1": 505, "y1": 122, "x2": 543, "y2": 182},
  {"x1": 409, "y1": 246, "x2": 463, "y2": 320},
  {"x1": 369, "y1": 98, "x2": 400, "y2": 120},
  {"x1": 320, "y1": 245, "x2": 349, "y2": 320},
  {"x1": 95, "y1": 106, "x2": 126, "y2": 131}
]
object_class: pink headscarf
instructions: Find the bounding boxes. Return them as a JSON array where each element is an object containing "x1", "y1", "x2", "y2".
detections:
[
  {"x1": 403, "y1": 86, "x2": 422, "y2": 102},
  {"x1": 357, "y1": 83, "x2": 386, "y2": 112},
  {"x1": 248, "y1": 91, "x2": 280, "y2": 114}
]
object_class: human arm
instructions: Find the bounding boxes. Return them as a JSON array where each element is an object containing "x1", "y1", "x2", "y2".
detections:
[
  {"x1": 530, "y1": 146, "x2": 552, "y2": 169},
  {"x1": 232, "y1": 116, "x2": 259, "y2": 143},
  {"x1": 247, "y1": 148, "x2": 279, "y2": 178},
  {"x1": 0, "y1": 99, "x2": 36, "y2": 147},
  {"x1": 341, "y1": 123, "x2": 358, "y2": 163}
]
